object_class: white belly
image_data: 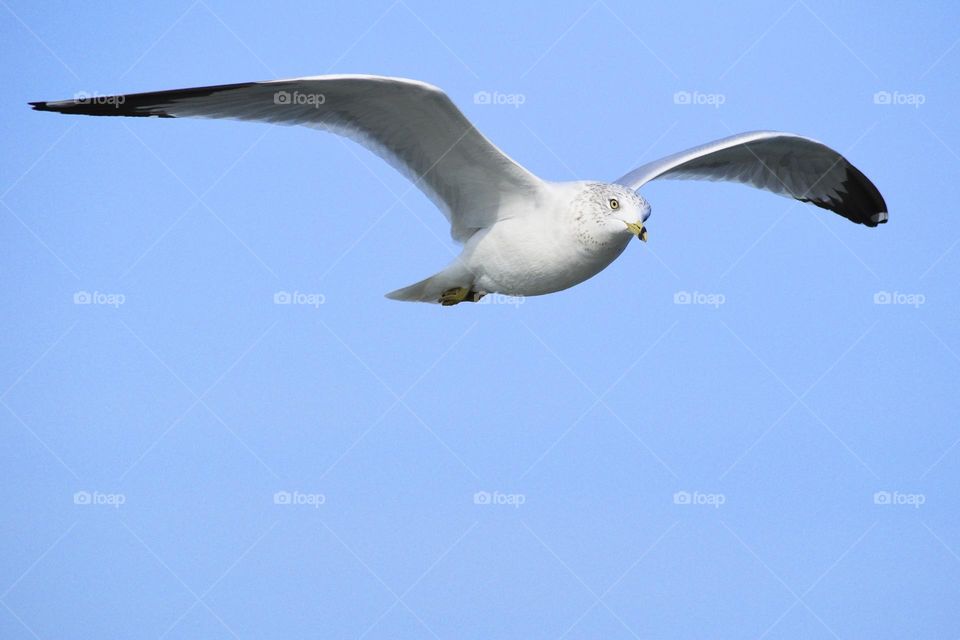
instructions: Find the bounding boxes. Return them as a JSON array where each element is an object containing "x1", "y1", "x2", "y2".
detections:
[{"x1": 462, "y1": 216, "x2": 631, "y2": 296}]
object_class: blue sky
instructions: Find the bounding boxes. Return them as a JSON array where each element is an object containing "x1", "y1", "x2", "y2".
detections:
[{"x1": 2, "y1": 1, "x2": 959, "y2": 638}]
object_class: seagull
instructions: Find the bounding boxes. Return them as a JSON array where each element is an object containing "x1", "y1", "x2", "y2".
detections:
[{"x1": 31, "y1": 75, "x2": 887, "y2": 305}]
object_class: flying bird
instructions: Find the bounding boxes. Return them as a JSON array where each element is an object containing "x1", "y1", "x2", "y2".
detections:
[{"x1": 31, "y1": 75, "x2": 887, "y2": 305}]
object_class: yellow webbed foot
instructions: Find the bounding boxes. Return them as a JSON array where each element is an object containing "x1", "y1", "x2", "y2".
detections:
[
  {"x1": 439, "y1": 287, "x2": 470, "y2": 306},
  {"x1": 439, "y1": 287, "x2": 486, "y2": 306}
]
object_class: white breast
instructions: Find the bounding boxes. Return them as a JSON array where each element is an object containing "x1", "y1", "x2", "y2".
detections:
[{"x1": 461, "y1": 190, "x2": 631, "y2": 297}]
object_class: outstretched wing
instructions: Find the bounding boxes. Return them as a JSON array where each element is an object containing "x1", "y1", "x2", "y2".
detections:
[
  {"x1": 31, "y1": 74, "x2": 544, "y2": 241},
  {"x1": 615, "y1": 131, "x2": 887, "y2": 226}
]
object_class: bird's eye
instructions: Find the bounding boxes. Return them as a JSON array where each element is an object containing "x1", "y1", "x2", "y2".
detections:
[{"x1": 609, "y1": 198, "x2": 620, "y2": 210}]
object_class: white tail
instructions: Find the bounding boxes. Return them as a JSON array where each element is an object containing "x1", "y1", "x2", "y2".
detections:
[
  {"x1": 385, "y1": 259, "x2": 475, "y2": 303},
  {"x1": 385, "y1": 274, "x2": 443, "y2": 303}
]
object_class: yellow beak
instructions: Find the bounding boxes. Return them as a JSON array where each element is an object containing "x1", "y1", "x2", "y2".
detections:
[{"x1": 625, "y1": 221, "x2": 648, "y2": 242}]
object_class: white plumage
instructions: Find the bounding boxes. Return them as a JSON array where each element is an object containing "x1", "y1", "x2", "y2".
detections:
[{"x1": 32, "y1": 75, "x2": 886, "y2": 305}]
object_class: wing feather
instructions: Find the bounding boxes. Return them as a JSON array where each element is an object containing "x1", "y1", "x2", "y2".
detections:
[
  {"x1": 31, "y1": 74, "x2": 543, "y2": 241},
  {"x1": 615, "y1": 131, "x2": 887, "y2": 226}
]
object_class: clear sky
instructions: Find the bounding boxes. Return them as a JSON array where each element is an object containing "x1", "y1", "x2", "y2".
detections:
[{"x1": 2, "y1": 1, "x2": 959, "y2": 638}]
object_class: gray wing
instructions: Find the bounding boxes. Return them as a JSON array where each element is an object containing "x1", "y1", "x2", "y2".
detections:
[
  {"x1": 31, "y1": 74, "x2": 544, "y2": 241},
  {"x1": 615, "y1": 131, "x2": 887, "y2": 226}
]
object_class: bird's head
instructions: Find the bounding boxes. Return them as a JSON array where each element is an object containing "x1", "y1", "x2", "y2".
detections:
[{"x1": 573, "y1": 183, "x2": 650, "y2": 247}]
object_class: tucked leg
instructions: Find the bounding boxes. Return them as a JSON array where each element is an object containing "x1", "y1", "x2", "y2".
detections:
[
  {"x1": 439, "y1": 287, "x2": 470, "y2": 306},
  {"x1": 439, "y1": 287, "x2": 486, "y2": 306}
]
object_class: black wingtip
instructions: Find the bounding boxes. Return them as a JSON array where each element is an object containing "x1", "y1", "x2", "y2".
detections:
[
  {"x1": 844, "y1": 164, "x2": 888, "y2": 227},
  {"x1": 29, "y1": 97, "x2": 176, "y2": 118},
  {"x1": 801, "y1": 164, "x2": 888, "y2": 227},
  {"x1": 29, "y1": 81, "x2": 260, "y2": 119}
]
